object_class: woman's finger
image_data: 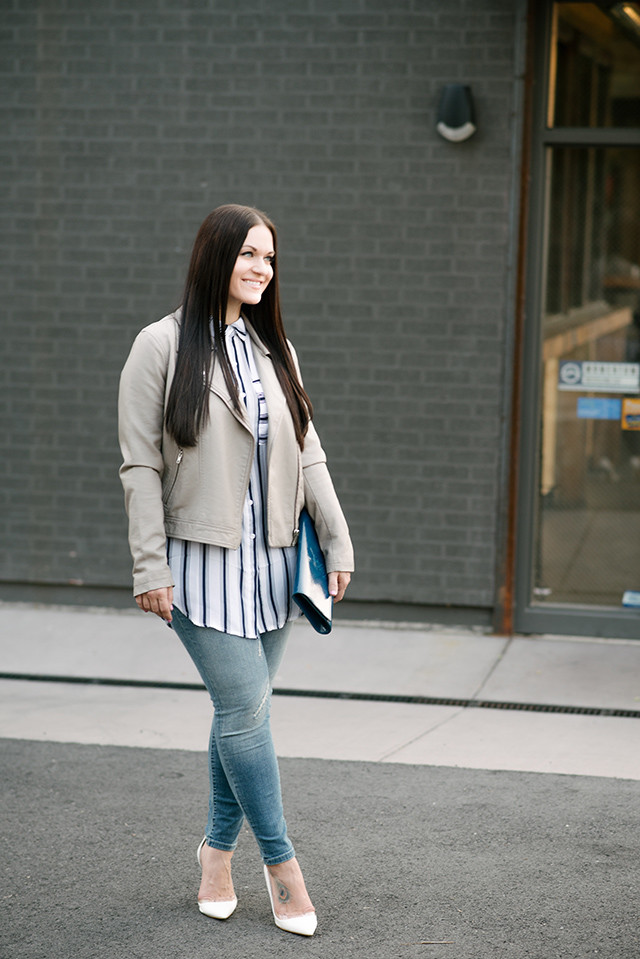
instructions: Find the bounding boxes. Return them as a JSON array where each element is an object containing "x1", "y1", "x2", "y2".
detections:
[
  {"x1": 328, "y1": 571, "x2": 351, "y2": 603},
  {"x1": 135, "y1": 587, "x2": 173, "y2": 621}
]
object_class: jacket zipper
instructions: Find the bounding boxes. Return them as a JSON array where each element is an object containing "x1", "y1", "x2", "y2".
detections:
[
  {"x1": 292, "y1": 448, "x2": 301, "y2": 543},
  {"x1": 164, "y1": 448, "x2": 183, "y2": 504}
]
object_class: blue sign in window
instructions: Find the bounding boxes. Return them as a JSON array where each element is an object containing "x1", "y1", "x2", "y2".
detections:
[{"x1": 576, "y1": 397, "x2": 621, "y2": 420}]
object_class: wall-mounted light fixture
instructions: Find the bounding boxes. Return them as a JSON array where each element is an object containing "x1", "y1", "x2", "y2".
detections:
[
  {"x1": 436, "y1": 84, "x2": 476, "y2": 142},
  {"x1": 609, "y1": 1, "x2": 640, "y2": 42}
]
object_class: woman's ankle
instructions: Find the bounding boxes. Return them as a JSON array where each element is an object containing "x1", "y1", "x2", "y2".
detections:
[
  {"x1": 266, "y1": 859, "x2": 314, "y2": 917},
  {"x1": 199, "y1": 845, "x2": 235, "y2": 901}
]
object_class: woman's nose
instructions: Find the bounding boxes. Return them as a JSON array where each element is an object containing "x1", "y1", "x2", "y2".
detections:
[{"x1": 252, "y1": 260, "x2": 272, "y2": 276}]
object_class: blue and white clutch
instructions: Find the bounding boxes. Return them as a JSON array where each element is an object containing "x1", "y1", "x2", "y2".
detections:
[{"x1": 292, "y1": 508, "x2": 333, "y2": 634}]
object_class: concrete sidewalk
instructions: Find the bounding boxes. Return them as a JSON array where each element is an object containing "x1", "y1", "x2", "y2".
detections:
[{"x1": 1, "y1": 601, "x2": 639, "y2": 779}]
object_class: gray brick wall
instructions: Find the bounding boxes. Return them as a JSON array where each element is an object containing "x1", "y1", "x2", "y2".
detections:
[{"x1": 1, "y1": 0, "x2": 519, "y2": 613}]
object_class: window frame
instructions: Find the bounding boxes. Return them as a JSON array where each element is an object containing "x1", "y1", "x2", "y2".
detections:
[{"x1": 513, "y1": 0, "x2": 640, "y2": 638}]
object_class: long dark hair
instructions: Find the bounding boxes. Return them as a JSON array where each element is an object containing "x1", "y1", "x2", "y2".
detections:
[{"x1": 165, "y1": 204, "x2": 313, "y2": 449}]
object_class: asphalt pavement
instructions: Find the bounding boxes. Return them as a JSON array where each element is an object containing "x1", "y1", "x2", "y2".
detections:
[{"x1": 1, "y1": 601, "x2": 639, "y2": 958}]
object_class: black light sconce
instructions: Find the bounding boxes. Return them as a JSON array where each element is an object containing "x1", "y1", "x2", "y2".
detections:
[{"x1": 436, "y1": 84, "x2": 476, "y2": 142}]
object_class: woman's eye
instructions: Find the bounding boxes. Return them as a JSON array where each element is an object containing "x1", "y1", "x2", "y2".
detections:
[{"x1": 240, "y1": 251, "x2": 274, "y2": 264}]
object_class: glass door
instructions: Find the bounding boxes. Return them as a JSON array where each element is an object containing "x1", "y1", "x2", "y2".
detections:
[{"x1": 516, "y1": 2, "x2": 640, "y2": 636}]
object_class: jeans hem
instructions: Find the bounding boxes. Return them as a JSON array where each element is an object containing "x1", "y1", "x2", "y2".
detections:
[
  {"x1": 262, "y1": 849, "x2": 296, "y2": 866},
  {"x1": 205, "y1": 838, "x2": 238, "y2": 853}
]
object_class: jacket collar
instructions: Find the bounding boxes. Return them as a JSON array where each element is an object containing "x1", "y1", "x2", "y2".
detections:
[
  {"x1": 242, "y1": 317, "x2": 271, "y2": 357},
  {"x1": 170, "y1": 309, "x2": 284, "y2": 434}
]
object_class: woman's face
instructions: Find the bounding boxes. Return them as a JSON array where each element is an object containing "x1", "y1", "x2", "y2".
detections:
[{"x1": 226, "y1": 223, "x2": 275, "y2": 322}]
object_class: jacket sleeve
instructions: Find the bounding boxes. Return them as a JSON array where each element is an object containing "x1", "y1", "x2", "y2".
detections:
[
  {"x1": 289, "y1": 342, "x2": 355, "y2": 574},
  {"x1": 118, "y1": 327, "x2": 175, "y2": 596}
]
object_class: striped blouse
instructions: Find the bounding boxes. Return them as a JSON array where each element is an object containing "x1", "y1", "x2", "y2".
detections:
[{"x1": 166, "y1": 318, "x2": 300, "y2": 638}]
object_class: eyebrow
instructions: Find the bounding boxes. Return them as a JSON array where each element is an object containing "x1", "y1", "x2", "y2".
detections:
[{"x1": 242, "y1": 244, "x2": 275, "y2": 255}]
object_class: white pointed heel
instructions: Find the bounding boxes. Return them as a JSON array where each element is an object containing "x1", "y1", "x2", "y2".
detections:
[
  {"x1": 263, "y1": 865, "x2": 317, "y2": 937},
  {"x1": 197, "y1": 837, "x2": 238, "y2": 920}
]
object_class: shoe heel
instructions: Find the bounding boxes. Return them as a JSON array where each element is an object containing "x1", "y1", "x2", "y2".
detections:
[{"x1": 197, "y1": 838, "x2": 237, "y2": 921}]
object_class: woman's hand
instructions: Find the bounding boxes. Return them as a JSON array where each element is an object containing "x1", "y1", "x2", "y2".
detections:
[
  {"x1": 328, "y1": 571, "x2": 351, "y2": 604},
  {"x1": 135, "y1": 586, "x2": 174, "y2": 622}
]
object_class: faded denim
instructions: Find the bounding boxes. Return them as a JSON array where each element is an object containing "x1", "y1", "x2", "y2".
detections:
[{"x1": 171, "y1": 606, "x2": 295, "y2": 865}]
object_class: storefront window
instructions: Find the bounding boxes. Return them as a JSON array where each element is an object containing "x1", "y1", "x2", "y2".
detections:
[
  {"x1": 533, "y1": 3, "x2": 640, "y2": 609},
  {"x1": 549, "y1": 3, "x2": 640, "y2": 128}
]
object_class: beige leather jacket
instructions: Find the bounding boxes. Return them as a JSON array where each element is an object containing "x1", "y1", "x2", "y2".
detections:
[{"x1": 118, "y1": 312, "x2": 354, "y2": 596}]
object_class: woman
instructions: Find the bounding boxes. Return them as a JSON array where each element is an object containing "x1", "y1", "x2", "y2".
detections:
[{"x1": 118, "y1": 204, "x2": 354, "y2": 937}]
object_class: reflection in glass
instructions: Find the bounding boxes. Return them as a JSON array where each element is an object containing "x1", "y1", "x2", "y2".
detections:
[
  {"x1": 549, "y1": 3, "x2": 640, "y2": 128},
  {"x1": 535, "y1": 147, "x2": 640, "y2": 606}
]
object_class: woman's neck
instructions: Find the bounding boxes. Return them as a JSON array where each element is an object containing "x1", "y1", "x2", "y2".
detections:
[{"x1": 225, "y1": 302, "x2": 242, "y2": 325}]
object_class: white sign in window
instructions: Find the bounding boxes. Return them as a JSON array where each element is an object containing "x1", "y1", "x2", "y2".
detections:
[{"x1": 558, "y1": 361, "x2": 640, "y2": 393}]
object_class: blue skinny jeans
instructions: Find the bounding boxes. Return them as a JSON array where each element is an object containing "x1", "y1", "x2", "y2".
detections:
[{"x1": 171, "y1": 606, "x2": 295, "y2": 865}]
